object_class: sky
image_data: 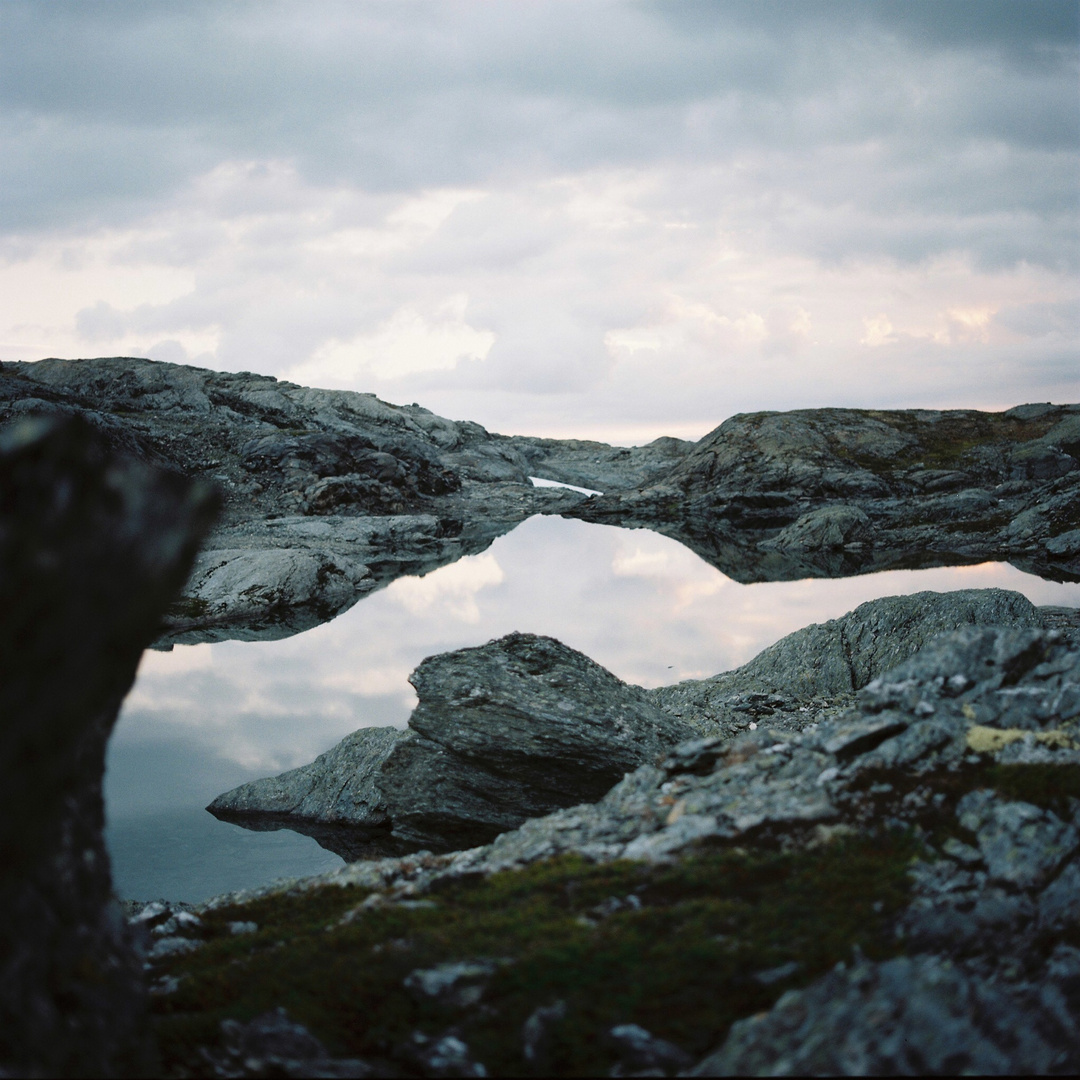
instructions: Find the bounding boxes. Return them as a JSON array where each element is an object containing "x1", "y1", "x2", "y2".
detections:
[{"x1": 1, "y1": 0, "x2": 1077, "y2": 444}]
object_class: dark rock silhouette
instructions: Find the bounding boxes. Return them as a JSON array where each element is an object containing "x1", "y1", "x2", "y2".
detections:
[{"x1": 0, "y1": 415, "x2": 217, "y2": 1076}]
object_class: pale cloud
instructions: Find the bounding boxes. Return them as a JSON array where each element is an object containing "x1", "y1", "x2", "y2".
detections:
[
  {"x1": 292, "y1": 294, "x2": 495, "y2": 386},
  {"x1": 861, "y1": 314, "x2": 896, "y2": 348},
  {"x1": 386, "y1": 551, "x2": 505, "y2": 623},
  {"x1": 0, "y1": 2, "x2": 1075, "y2": 438}
]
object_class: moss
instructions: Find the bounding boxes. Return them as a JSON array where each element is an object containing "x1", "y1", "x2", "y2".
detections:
[
  {"x1": 983, "y1": 763, "x2": 1080, "y2": 817},
  {"x1": 152, "y1": 835, "x2": 918, "y2": 1076},
  {"x1": 165, "y1": 595, "x2": 210, "y2": 620}
]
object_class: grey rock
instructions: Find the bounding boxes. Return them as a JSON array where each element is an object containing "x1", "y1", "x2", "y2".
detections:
[
  {"x1": 5, "y1": 360, "x2": 1076, "y2": 642},
  {"x1": 1039, "y1": 860, "x2": 1080, "y2": 931},
  {"x1": 218, "y1": 632, "x2": 696, "y2": 854},
  {"x1": 521, "y1": 1000, "x2": 567, "y2": 1069},
  {"x1": 605, "y1": 1023, "x2": 693, "y2": 1077},
  {"x1": 956, "y1": 790, "x2": 1079, "y2": 890},
  {"x1": 148, "y1": 936, "x2": 203, "y2": 961},
  {"x1": 209, "y1": 726, "x2": 409, "y2": 842},
  {"x1": 0, "y1": 357, "x2": 688, "y2": 644},
  {"x1": 383, "y1": 633, "x2": 695, "y2": 846},
  {"x1": 760, "y1": 504, "x2": 873, "y2": 551},
  {"x1": 1048, "y1": 528, "x2": 1080, "y2": 558},
  {"x1": 404, "y1": 960, "x2": 506, "y2": 1010},
  {"x1": 203, "y1": 1008, "x2": 377, "y2": 1078},
  {"x1": 652, "y1": 588, "x2": 1044, "y2": 734},
  {"x1": 396, "y1": 1031, "x2": 486, "y2": 1078},
  {"x1": 691, "y1": 953, "x2": 1077, "y2": 1075},
  {"x1": 0, "y1": 414, "x2": 216, "y2": 1076},
  {"x1": 571, "y1": 404, "x2": 1080, "y2": 584}
]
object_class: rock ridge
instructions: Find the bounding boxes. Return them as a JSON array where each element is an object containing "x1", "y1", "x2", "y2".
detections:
[{"x1": 209, "y1": 588, "x2": 1063, "y2": 861}]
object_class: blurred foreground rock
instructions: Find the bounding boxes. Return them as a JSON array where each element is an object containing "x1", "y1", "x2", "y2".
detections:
[{"x1": 0, "y1": 415, "x2": 216, "y2": 1076}]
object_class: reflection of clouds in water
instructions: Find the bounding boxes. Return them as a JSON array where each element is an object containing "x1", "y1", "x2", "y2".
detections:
[
  {"x1": 112, "y1": 516, "x2": 1080, "y2": 791},
  {"x1": 386, "y1": 551, "x2": 505, "y2": 622}
]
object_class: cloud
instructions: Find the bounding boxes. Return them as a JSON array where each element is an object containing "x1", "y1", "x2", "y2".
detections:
[{"x1": 0, "y1": 2, "x2": 1075, "y2": 438}]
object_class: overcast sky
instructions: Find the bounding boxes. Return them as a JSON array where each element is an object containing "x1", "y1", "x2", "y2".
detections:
[{"x1": 1, "y1": 0, "x2": 1076, "y2": 442}]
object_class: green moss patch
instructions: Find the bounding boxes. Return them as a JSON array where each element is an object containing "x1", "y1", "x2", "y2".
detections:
[
  {"x1": 165, "y1": 595, "x2": 210, "y2": 620},
  {"x1": 983, "y1": 763, "x2": 1080, "y2": 817},
  {"x1": 152, "y1": 835, "x2": 918, "y2": 1076}
]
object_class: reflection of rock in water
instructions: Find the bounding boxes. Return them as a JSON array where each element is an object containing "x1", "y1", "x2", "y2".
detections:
[
  {"x1": 570, "y1": 404, "x2": 1080, "y2": 584},
  {"x1": 0, "y1": 415, "x2": 216, "y2": 1076},
  {"x1": 0, "y1": 356, "x2": 688, "y2": 645},
  {"x1": 8, "y1": 358, "x2": 1074, "y2": 648},
  {"x1": 209, "y1": 590, "x2": 1066, "y2": 860}
]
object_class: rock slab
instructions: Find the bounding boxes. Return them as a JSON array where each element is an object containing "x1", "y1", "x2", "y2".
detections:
[{"x1": 212, "y1": 632, "x2": 696, "y2": 852}]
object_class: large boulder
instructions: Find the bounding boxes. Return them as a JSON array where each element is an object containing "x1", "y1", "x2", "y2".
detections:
[
  {"x1": 0, "y1": 415, "x2": 216, "y2": 1076},
  {"x1": 211, "y1": 632, "x2": 696, "y2": 853},
  {"x1": 381, "y1": 633, "x2": 696, "y2": 846},
  {"x1": 691, "y1": 951, "x2": 1080, "y2": 1076}
]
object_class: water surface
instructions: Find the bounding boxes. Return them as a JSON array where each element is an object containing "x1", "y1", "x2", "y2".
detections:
[{"x1": 105, "y1": 515, "x2": 1080, "y2": 901}]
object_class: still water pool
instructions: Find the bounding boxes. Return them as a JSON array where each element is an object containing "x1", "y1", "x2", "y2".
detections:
[{"x1": 104, "y1": 514, "x2": 1080, "y2": 902}]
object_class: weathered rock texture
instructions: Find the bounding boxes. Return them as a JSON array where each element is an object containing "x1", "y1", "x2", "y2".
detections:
[
  {"x1": 0, "y1": 415, "x2": 216, "y2": 1076},
  {"x1": 3, "y1": 359, "x2": 1076, "y2": 646},
  {"x1": 573, "y1": 404, "x2": 1080, "y2": 584},
  {"x1": 691, "y1": 950, "x2": 1080, "y2": 1076},
  {"x1": 211, "y1": 632, "x2": 696, "y2": 853},
  {"x1": 652, "y1": 587, "x2": 1048, "y2": 738},
  {"x1": 187, "y1": 618, "x2": 1080, "y2": 1075},
  {"x1": 210, "y1": 590, "x2": 1056, "y2": 859},
  {"x1": 0, "y1": 356, "x2": 687, "y2": 644}
]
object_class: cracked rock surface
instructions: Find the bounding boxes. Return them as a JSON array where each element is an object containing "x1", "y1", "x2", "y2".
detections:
[
  {"x1": 210, "y1": 589, "x2": 1065, "y2": 859},
  {"x1": 185, "y1": 620, "x2": 1080, "y2": 1075},
  {"x1": 571, "y1": 403, "x2": 1080, "y2": 584}
]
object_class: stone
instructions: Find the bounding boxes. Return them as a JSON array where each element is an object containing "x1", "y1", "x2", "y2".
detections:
[
  {"x1": 571, "y1": 403, "x2": 1080, "y2": 584},
  {"x1": 202, "y1": 1008, "x2": 377, "y2": 1078},
  {"x1": 605, "y1": 1023, "x2": 693, "y2": 1076},
  {"x1": 760, "y1": 503, "x2": 873, "y2": 551},
  {"x1": 652, "y1": 588, "x2": 1044, "y2": 734},
  {"x1": 0, "y1": 414, "x2": 217, "y2": 1076},
  {"x1": 217, "y1": 632, "x2": 696, "y2": 853},
  {"x1": 691, "y1": 954, "x2": 1078, "y2": 1075},
  {"x1": 1039, "y1": 860, "x2": 1080, "y2": 931},
  {"x1": 404, "y1": 959, "x2": 506, "y2": 1010},
  {"x1": 395, "y1": 1031, "x2": 487, "y2": 1078},
  {"x1": 0, "y1": 357, "x2": 688, "y2": 644},
  {"x1": 209, "y1": 725, "x2": 408, "y2": 834},
  {"x1": 521, "y1": 1000, "x2": 567, "y2": 1070},
  {"x1": 956, "y1": 790, "x2": 1079, "y2": 891}
]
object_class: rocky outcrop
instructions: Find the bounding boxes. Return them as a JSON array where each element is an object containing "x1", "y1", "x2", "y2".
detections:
[
  {"x1": 0, "y1": 357, "x2": 690, "y2": 645},
  {"x1": 210, "y1": 590, "x2": 1055, "y2": 859},
  {"x1": 651, "y1": 587, "x2": 1049, "y2": 738},
  {"x1": 211, "y1": 632, "x2": 696, "y2": 854},
  {"x1": 171, "y1": 618, "x2": 1080, "y2": 1076},
  {"x1": 572, "y1": 404, "x2": 1080, "y2": 584},
  {"x1": 0, "y1": 415, "x2": 216, "y2": 1076},
  {"x1": 4, "y1": 359, "x2": 1076, "y2": 644},
  {"x1": 691, "y1": 949, "x2": 1080, "y2": 1076}
]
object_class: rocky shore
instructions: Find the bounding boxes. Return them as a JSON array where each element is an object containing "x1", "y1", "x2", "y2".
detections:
[
  {"x1": 2, "y1": 357, "x2": 1079, "y2": 1076},
  {"x1": 0, "y1": 356, "x2": 687, "y2": 644},
  {"x1": 1, "y1": 358, "x2": 1076, "y2": 647},
  {"x1": 143, "y1": 616, "x2": 1080, "y2": 1077},
  {"x1": 208, "y1": 586, "x2": 1064, "y2": 860}
]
